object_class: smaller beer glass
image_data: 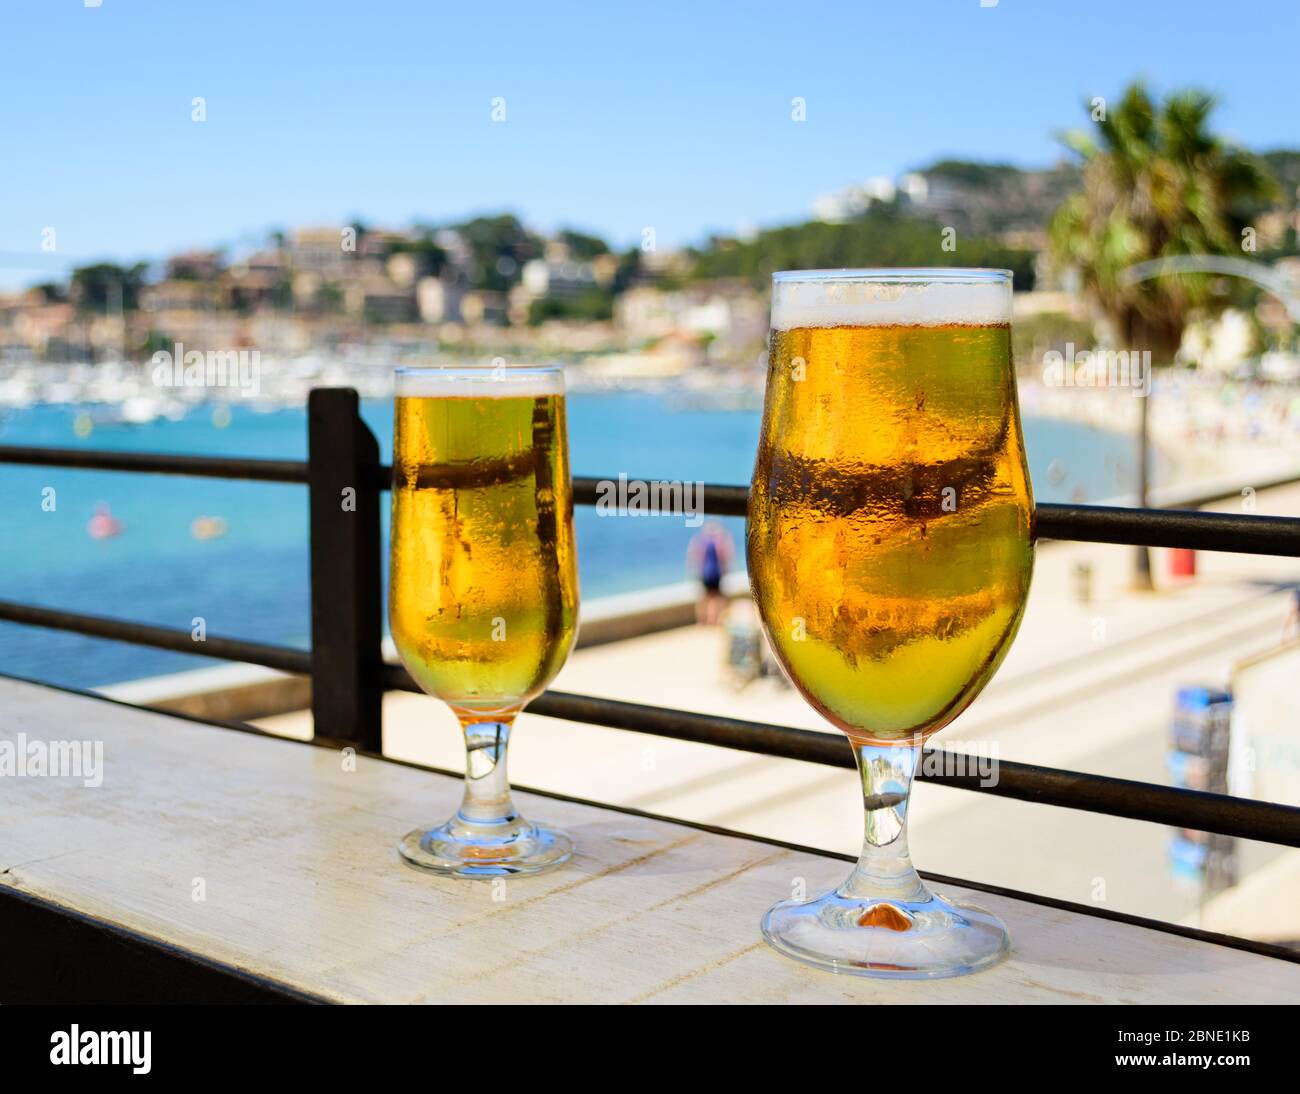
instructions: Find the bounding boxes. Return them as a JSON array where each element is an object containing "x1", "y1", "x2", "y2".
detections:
[{"x1": 390, "y1": 366, "x2": 578, "y2": 877}]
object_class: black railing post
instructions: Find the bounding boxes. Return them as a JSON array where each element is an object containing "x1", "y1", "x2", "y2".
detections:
[{"x1": 308, "y1": 388, "x2": 383, "y2": 751}]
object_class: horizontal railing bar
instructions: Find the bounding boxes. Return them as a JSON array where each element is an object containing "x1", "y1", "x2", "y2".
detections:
[
  {"x1": 526, "y1": 693, "x2": 1300, "y2": 847},
  {"x1": 5, "y1": 445, "x2": 1299, "y2": 555},
  {"x1": 578, "y1": 476, "x2": 1300, "y2": 556},
  {"x1": 0, "y1": 445, "x2": 308, "y2": 483},
  {"x1": 0, "y1": 600, "x2": 312, "y2": 675},
  {"x1": 1, "y1": 599, "x2": 1291, "y2": 845},
  {"x1": 378, "y1": 662, "x2": 1300, "y2": 847},
  {"x1": 1035, "y1": 502, "x2": 1300, "y2": 556}
]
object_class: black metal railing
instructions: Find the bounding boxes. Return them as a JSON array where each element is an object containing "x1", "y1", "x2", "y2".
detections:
[{"x1": 2, "y1": 387, "x2": 1299, "y2": 853}]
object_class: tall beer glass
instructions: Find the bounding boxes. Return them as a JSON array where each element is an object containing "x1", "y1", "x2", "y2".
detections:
[
  {"x1": 749, "y1": 269, "x2": 1033, "y2": 976},
  {"x1": 391, "y1": 366, "x2": 578, "y2": 877}
]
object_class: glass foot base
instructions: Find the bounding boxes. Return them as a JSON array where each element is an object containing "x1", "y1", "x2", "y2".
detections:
[
  {"x1": 399, "y1": 818, "x2": 572, "y2": 878},
  {"x1": 762, "y1": 886, "x2": 1010, "y2": 979}
]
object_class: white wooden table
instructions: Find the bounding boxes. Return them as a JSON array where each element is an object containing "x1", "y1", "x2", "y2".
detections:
[{"x1": 2, "y1": 676, "x2": 1297, "y2": 1004}]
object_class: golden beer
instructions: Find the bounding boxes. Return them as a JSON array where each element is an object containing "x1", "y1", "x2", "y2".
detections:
[
  {"x1": 750, "y1": 270, "x2": 1033, "y2": 977},
  {"x1": 749, "y1": 316, "x2": 1033, "y2": 744},
  {"x1": 390, "y1": 379, "x2": 578, "y2": 717},
  {"x1": 752, "y1": 270, "x2": 1032, "y2": 977},
  {"x1": 391, "y1": 366, "x2": 578, "y2": 877}
]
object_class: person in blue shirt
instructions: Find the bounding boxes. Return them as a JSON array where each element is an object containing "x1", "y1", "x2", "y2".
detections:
[{"x1": 687, "y1": 521, "x2": 734, "y2": 625}]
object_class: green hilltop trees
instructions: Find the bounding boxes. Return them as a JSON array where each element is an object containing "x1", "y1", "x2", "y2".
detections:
[{"x1": 687, "y1": 204, "x2": 1038, "y2": 291}]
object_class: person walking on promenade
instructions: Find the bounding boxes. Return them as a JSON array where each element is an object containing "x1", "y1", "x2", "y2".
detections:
[{"x1": 688, "y1": 521, "x2": 734, "y2": 625}]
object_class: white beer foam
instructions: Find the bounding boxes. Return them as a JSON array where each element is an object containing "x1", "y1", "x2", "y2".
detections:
[
  {"x1": 772, "y1": 274, "x2": 1010, "y2": 330},
  {"x1": 395, "y1": 367, "x2": 564, "y2": 397}
]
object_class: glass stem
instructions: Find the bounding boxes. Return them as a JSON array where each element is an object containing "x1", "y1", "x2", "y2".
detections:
[
  {"x1": 838, "y1": 739, "x2": 929, "y2": 904},
  {"x1": 456, "y1": 718, "x2": 520, "y2": 828}
]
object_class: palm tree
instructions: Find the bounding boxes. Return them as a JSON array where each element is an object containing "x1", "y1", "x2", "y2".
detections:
[{"x1": 1049, "y1": 83, "x2": 1276, "y2": 589}]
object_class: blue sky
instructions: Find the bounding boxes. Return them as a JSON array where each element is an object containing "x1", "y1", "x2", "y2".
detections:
[{"x1": 1, "y1": 0, "x2": 1296, "y2": 287}]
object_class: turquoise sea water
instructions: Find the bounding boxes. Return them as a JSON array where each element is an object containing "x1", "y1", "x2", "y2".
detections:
[{"x1": 0, "y1": 394, "x2": 1138, "y2": 688}]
